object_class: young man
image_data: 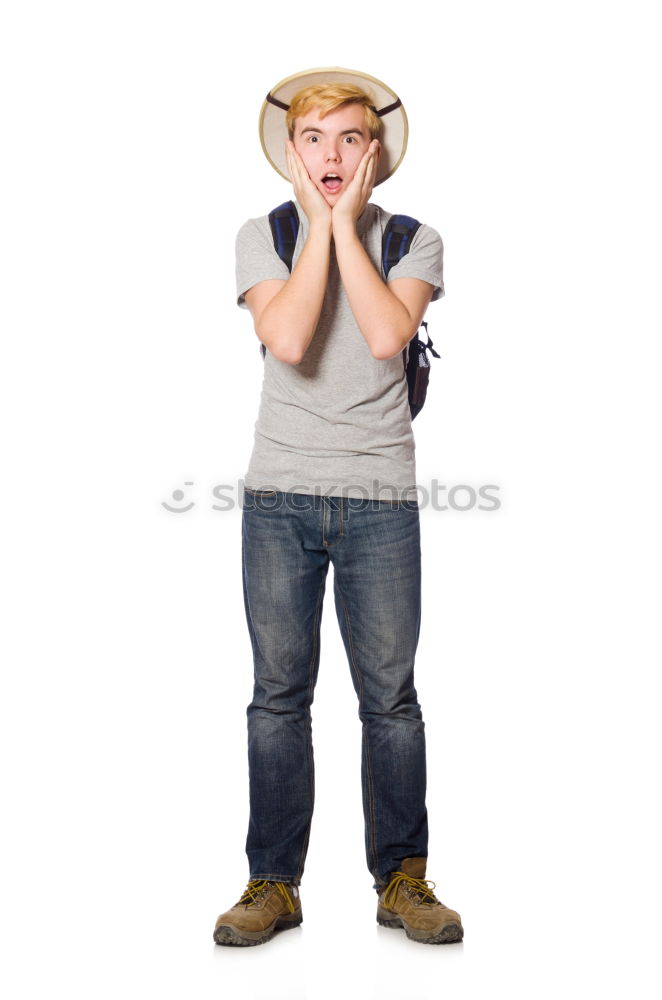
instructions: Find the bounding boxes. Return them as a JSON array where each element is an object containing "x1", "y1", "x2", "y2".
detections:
[{"x1": 213, "y1": 68, "x2": 463, "y2": 947}]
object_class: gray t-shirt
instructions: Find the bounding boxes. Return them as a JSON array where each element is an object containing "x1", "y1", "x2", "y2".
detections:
[{"x1": 236, "y1": 199, "x2": 444, "y2": 500}]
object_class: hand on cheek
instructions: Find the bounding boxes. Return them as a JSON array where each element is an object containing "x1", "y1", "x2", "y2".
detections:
[
  {"x1": 333, "y1": 140, "x2": 380, "y2": 228},
  {"x1": 285, "y1": 141, "x2": 332, "y2": 226}
]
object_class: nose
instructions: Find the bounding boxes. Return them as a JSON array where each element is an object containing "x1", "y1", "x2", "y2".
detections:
[{"x1": 324, "y1": 143, "x2": 340, "y2": 162}]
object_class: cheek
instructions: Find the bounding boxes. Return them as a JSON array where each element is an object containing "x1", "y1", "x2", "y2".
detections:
[
  {"x1": 349, "y1": 147, "x2": 368, "y2": 170},
  {"x1": 346, "y1": 157, "x2": 363, "y2": 180},
  {"x1": 294, "y1": 146, "x2": 317, "y2": 173}
]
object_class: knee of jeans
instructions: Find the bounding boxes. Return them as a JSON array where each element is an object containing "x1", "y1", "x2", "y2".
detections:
[
  {"x1": 248, "y1": 655, "x2": 317, "y2": 711},
  {"x1": 359, "y1": 697, "x2": 423, "y2": 722},
  {"x1": 248, "y1": 698, "x2": 312, "y2": 723}
]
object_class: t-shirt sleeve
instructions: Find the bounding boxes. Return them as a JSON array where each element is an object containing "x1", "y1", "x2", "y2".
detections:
[
  {"x1": 235, "y1": 216, "x2": 291, "y2": 309},
  {"x1": 385, "y1": 222, "x2": 445, "y2": 301}
]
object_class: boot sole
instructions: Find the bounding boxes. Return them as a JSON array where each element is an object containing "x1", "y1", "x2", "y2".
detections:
[
  {"x1": 213, "y1": 911, "x2": 302, "y2": 947},
  {"x1": 377, "y1": 911, "x2": 464, "y2": 944}
]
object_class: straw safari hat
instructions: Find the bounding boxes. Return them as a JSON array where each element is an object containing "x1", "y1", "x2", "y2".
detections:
[{"x1": 259, "y1": 66, "x2": 408, "y2": 187}]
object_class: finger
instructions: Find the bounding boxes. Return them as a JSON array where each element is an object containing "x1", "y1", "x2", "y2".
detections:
[
  {"x1": 361, "y1": 151, "x2": 376, "y2": 193},
  {"x1": 367, "y1": 153, "x2": 377, "y2": 190},
  {"x1": 286, "y1": 141, "x2": 301, "y2": 175},
  {"x1": 363, "y1": 148, "x2": 377, "y2": 187},
  {"x1": 286, "y1": 142, "x2": 299, "y2": 173},
  {"x1": 359, "y1": 147, "x2": 373, "y2": 176},
  {"x1": 289, "y1": 143, "x2": 309, "y2": 178},
  {"x1": 368, "y1": 148, "x2": 379, "y2": 184},
  {"x1": 289, "y1": 145, "x2": 314, "y2": 189},
  {"x1": 287, "y1": 147, "x2": 306, "y2": 192}
]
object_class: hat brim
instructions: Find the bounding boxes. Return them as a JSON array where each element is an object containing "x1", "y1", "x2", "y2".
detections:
[{"x1": 259, "y1": 66, "x2": 408, "y2": 187}]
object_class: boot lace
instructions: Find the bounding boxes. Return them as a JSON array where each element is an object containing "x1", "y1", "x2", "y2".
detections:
[
  {"x1": 383, "y1": 871, "x2": 441, "y2": 909},
  {"x1": 237, "y1": 879, "x2": 296, "y2": 913}
]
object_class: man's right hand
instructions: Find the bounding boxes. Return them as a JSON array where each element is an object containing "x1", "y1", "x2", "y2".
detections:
[{"x1": 285, "y1": 141, "x2": 332, "y2": 229}]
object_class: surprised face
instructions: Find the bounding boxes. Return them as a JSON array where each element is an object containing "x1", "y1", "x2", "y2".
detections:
[{"x1": 292, "y1": 103, "x2": 376, "y2": 207}]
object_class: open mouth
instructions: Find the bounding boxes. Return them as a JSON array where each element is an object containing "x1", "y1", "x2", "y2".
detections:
[{"x1": 321, "y1": 173, "x2": 343, "y2": 192}]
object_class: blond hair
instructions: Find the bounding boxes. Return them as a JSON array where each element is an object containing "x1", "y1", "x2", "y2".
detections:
[{"x1": 286, "y1": 82, "x2": 382, "y2": 141}]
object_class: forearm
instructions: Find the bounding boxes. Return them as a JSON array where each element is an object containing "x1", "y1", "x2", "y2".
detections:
[
  {"x1": 257, "y1": 220, "x2": 332, "y2": 365},
  {"x1": 333, "y1": 222, "x2": 414, "y2": 360}
]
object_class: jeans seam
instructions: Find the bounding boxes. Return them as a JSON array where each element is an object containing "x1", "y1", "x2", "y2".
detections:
[
  {"x1": 335, "y1": 579, "x2": 379, "y2": 874},
  {"x1": 294, "y1": 564, "x2": 327, "y2": 881}
]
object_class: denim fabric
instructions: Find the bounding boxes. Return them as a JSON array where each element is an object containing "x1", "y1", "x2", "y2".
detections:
[{"x1": 241, "y1": 489, "x2": 428, "y2": 889}]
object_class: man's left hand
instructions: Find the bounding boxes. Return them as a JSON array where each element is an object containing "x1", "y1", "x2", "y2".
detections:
[{"x1": 332, "y1": 140, "x2": 380, "y2": 231}]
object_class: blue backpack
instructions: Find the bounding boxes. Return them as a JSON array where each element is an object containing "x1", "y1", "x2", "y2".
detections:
[{"x1": 264, "y1": 200, "x2": 440, "y2": 420}]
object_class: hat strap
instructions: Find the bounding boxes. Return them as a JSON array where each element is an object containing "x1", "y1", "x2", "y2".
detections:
[
  {"x1": 266, "y1": 94, "x2": 290, "y2": 112},
  {"x1": 374, "y1": 98, "x2": 401, "y2": 117},
  {"x1": 266, "y1": 93, "x2": 401, "y2": 117}
]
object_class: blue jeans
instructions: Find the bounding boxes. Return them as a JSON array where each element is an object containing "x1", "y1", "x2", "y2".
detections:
[{"x1": 241, "y1": 489, "x2": 428, "y2": 890}]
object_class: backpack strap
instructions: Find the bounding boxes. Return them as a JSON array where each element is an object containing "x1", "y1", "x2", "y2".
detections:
[
  {"x1": 260, "y1": 201, "x2": 301, "y2": 359},
  {"x1": 418, "y1": 320, "x2": 441, "y2": 359},
  {"x1": 268, "y1": 200, "x2": 300, "y2": 272},
  {"x1": 382, "y1": 213, "x2": 422, "y2": 374},
  {"x1": 262, "y1": 208, "x2": 437, "y2": 400},
  {"x1": 268, "y1": 206, "x2": 421, "y2": 282},
  {"x1": 382, "y1": 214, "x2": 422, "y2": 279},
  {"x1": 382, "y1": 215, "x2": 442, "y2": 421}
]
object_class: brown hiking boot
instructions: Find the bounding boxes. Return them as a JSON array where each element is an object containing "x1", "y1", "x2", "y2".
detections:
[
  {"x1": 213, "y1": 879, "x2": 302, "y2": 947},
  {"x1": 377, "y1": 857, "x2": 464, "y2": 944}
]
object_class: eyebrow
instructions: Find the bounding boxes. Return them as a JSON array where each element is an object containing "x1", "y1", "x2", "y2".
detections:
[{"x1": 299, "y1": 127, "x2": 366, "y2": 138}]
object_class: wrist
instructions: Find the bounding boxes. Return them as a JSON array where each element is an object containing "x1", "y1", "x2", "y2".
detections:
[
  {"x1": 308, "y1": 215, "x2": 333, "y2": 239},
  {"x1": 332, "y1": 217, "x2": 359, "y2": 244}
]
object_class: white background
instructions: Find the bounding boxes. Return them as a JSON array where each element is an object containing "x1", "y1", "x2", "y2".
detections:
[{"x1": 1, "y1": 1, "x2": 660, "y2": 997}]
